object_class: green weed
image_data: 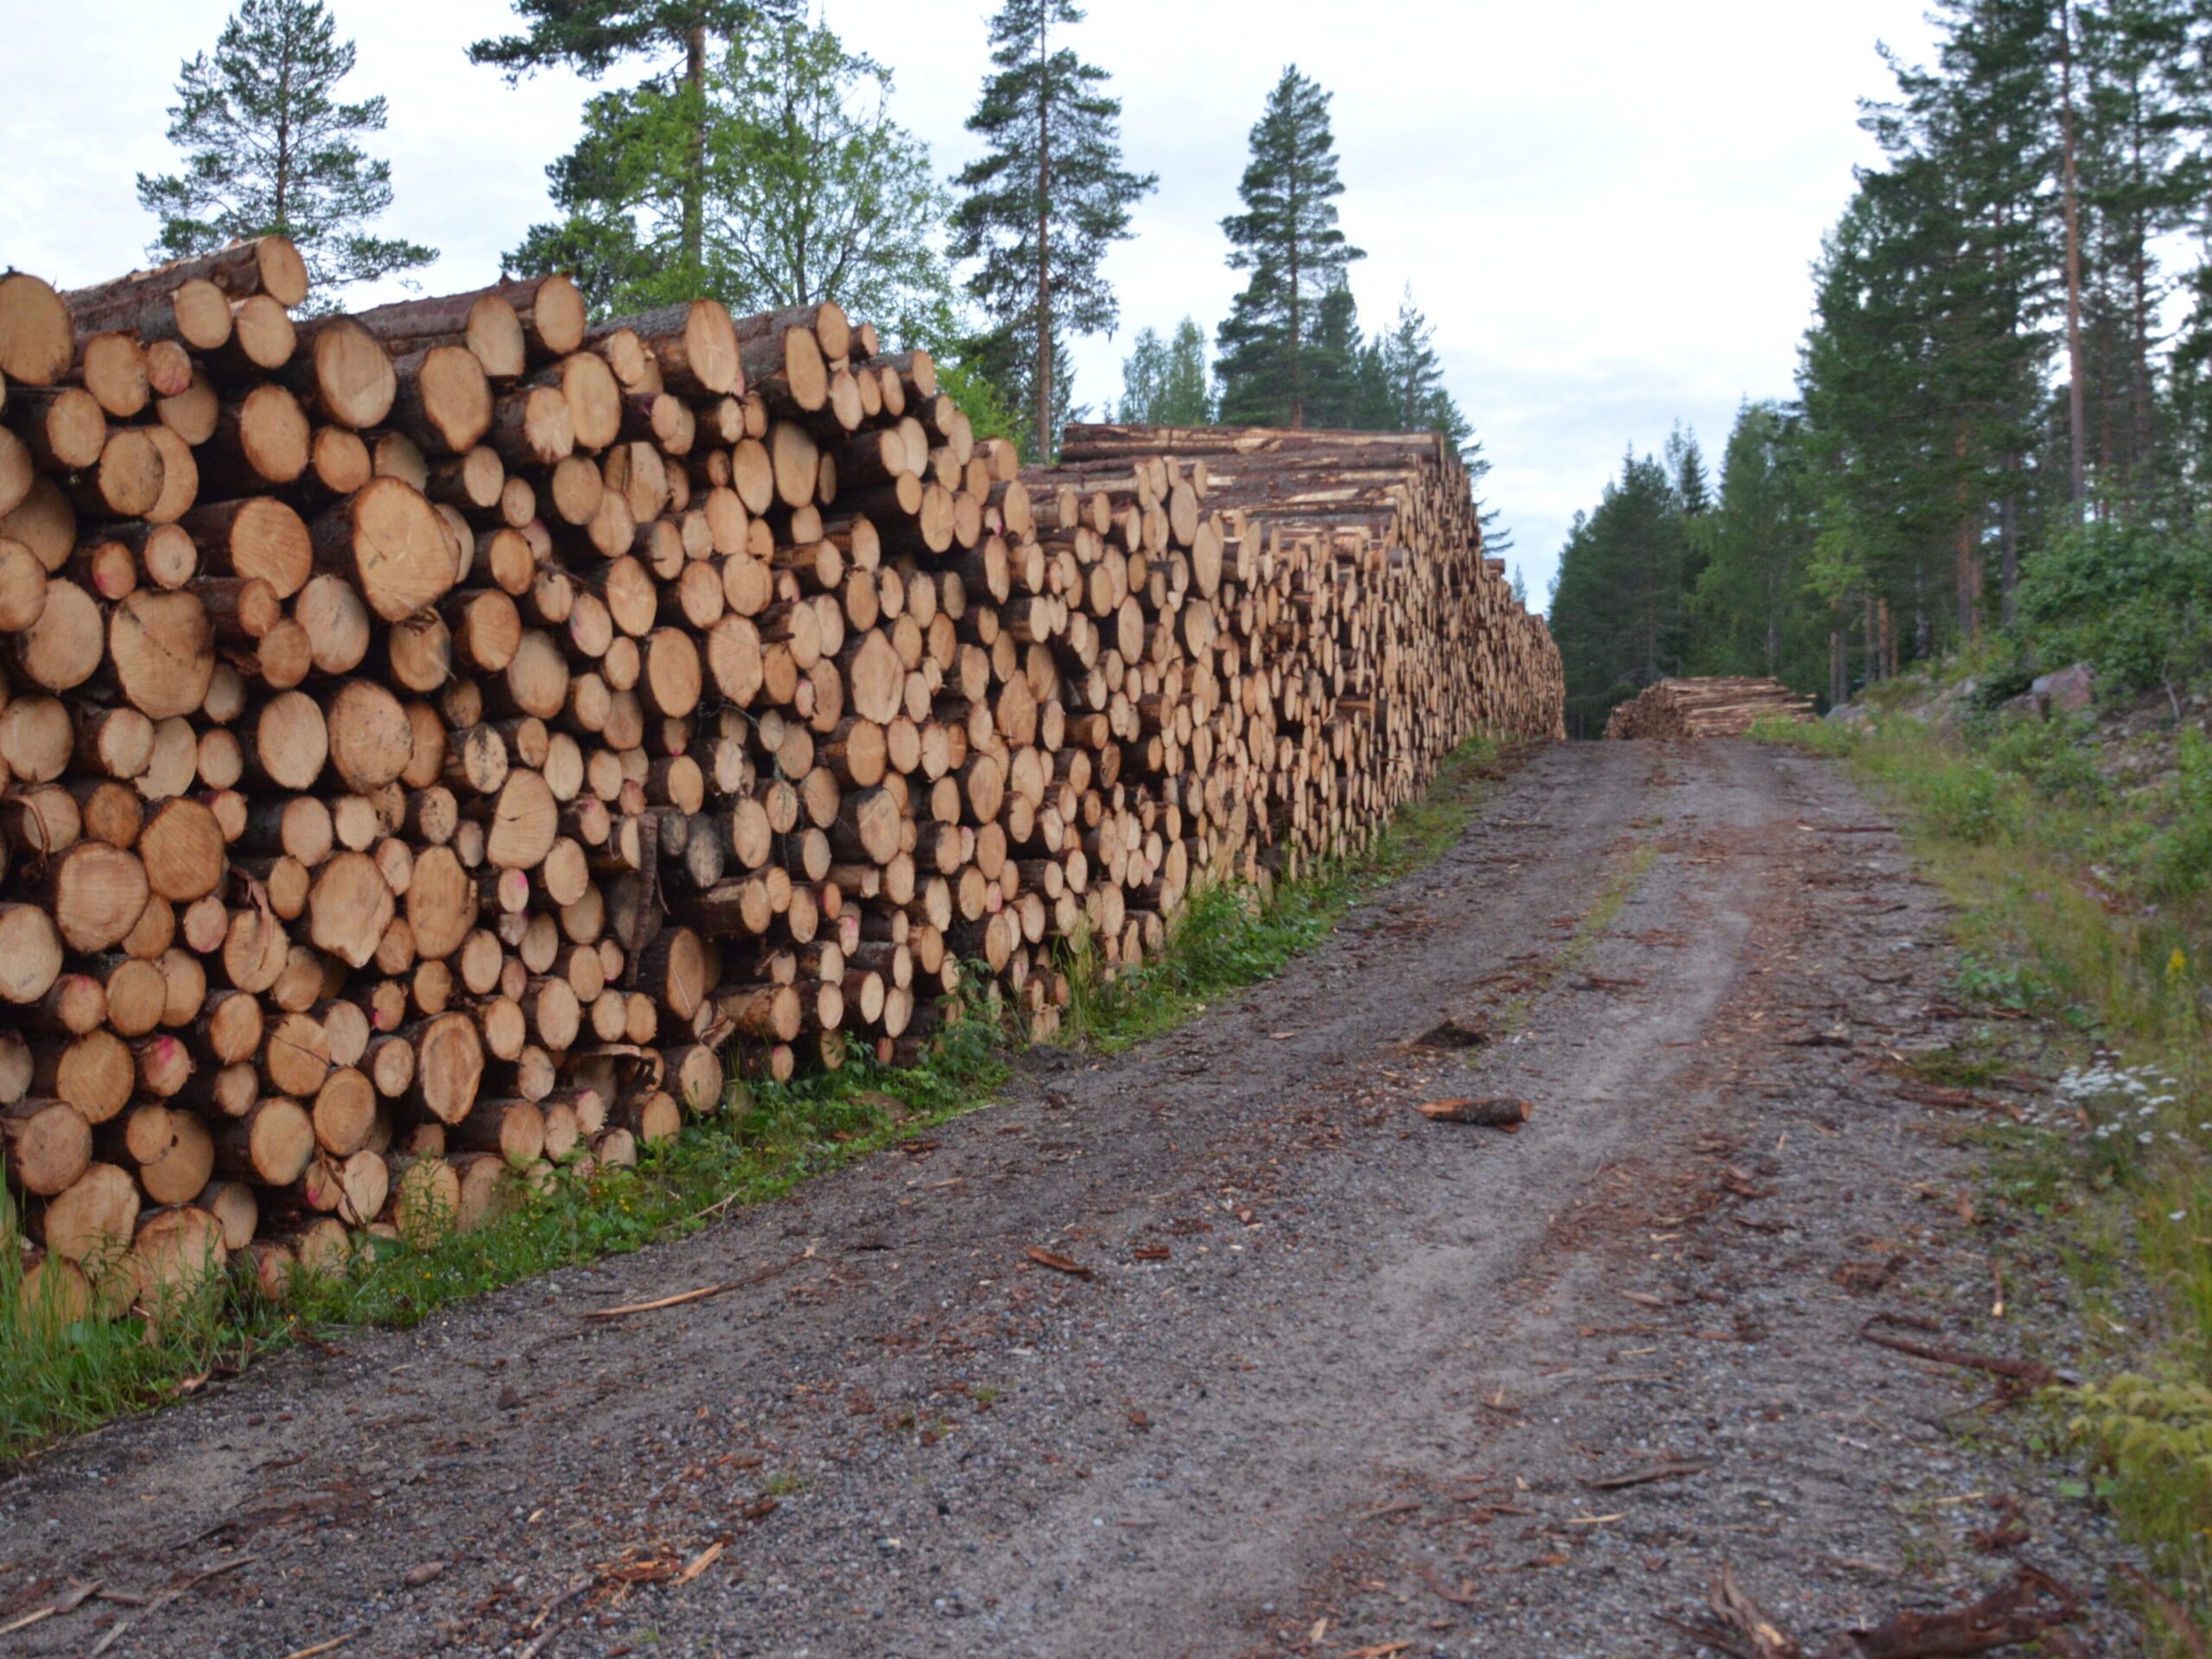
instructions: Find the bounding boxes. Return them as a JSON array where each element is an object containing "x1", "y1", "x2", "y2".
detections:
[
  {"x1": 2, "y1": 736, "x2": 1526, "y2": 1465},
  {"x1": 0, "y1": 1006, "x2": 1007, "y2": 1466},
  {"x1": 1058, "y1": 734, "x2": 1513, "y2": 1050},
  {"x1": 1757, "y1": 710, "x2": 2212, "y2": 1631}
]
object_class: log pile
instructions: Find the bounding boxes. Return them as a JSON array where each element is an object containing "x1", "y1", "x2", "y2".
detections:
[
  {"x1": 1603, "y1": 677, "x2": 1814, "y2": 740},
  {"x1": 0, "y1": 241, "x2": 1561, "y2": 1321},
  {"x1": 1039, "y1": 424, "x2": 1564, "y2": 873}
]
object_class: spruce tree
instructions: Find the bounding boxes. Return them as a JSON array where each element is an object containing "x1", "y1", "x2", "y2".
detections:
[
  {"x1": 137, "y1": 0, "x2": 435, "y2": 298},
  {"x1": 950, "y1": 0, "x2": 1155, "y2": 460},
  {"x1": 1374, "y1": 288, "x2": 1473, "y2": 446},
  {"x1": 1158, "y1": 317, "x2": 1214, "y2": 424},
  {"x1": 1216, "y1": 67, "x2": 1363, "y2": 429},
  {"x1": 470, "y1": 1, "x2": 796, "y2": 284},
  {"x1": 1300, "y1": 282, "x2": 1376, "y2": 427},
  {"x1": 1545, "y1": 451, "x2": 1694, "y2": 734},
  {"x1": 1667, "y1": 425, "x2": 1712, "y2": 516},
  {"x1": 1690, "y1": 401, "x2": 1820, "y2": 683}
]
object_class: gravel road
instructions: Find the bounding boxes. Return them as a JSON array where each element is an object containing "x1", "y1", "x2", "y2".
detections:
[{"x1": 0, "y1": 739, "x2": 2139, "y2": 1657}]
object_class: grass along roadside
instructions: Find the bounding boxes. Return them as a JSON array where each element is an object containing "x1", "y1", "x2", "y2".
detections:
[
  {"x1": 0, "y1": 730, "x2": 1534, "y2": 1467},
  {"x1": 1058, "y1": 733, "x2": 1524, "y2": 1050},
  {"x1": 1751, "y1": 709, "x2": 2212, "y2": 1646}
]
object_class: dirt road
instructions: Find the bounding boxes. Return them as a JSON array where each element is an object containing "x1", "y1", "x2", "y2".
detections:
[{"x1": 0, "y1": 741, "x2": 2135, "y2": 1656}]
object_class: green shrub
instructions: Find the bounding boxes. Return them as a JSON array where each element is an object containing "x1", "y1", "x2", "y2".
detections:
[
  {"x1": 1980, "y1": 715, "x2": 2111, "y2": 808},
  {"x1": 2070, "y1": 1369, "x2": 2212, "y2": 1596},
  {"x1": 1919, "y1": 754, "x2": 2018, "y2": 844},
  {"x1": 2145, "y1": 728, "x2": 2212, "y2": 900},
  {"x1": 2015, "y1": 522, "x2": 2212, "y2": 697}
]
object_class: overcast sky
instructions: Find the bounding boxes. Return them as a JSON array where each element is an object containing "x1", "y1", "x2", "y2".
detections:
[{"x1": 2, "y1": 0, "x2": 1942, "y2": 610}]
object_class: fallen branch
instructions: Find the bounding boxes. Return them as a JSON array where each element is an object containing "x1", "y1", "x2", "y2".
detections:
[
  {"x1": 1415, "y1": 1096, "x2": 1531, "y2": 1128},
  {"x1": 1856, "y1": 1320, "x2": 2055, "y2": 1386},
  {"x1": 1351, "y1": 1499, "x2": 1423, "y2": 1523},
  {"x1": 1657, "y1": 1561, "x2": 1806, "y2": 1658},
  {"x1": 1586, "y1": 1459, "x2": 1708, "y2": 1491},
  {"x1": 1845, "y1": 1564, "x2": 2078, "y2": 1657},
  {"x1": 1022, "y1": 1246, "x2": 1092, "y2": 1278},
  {"x1": 1411, "y1": 1560, "x2": 1482, "y2": 1605},
  {"x1": 1658, "y1": 1563, "x2": 2080, "y2": 1659},
  {"x1": 582, "y1": 1248, "x2": 816, "y2": 1320}
]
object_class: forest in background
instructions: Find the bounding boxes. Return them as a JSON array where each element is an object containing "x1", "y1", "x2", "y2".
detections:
[
  {"x1": 127, "y1": 0, "x2": 1506, "y2": 538},
  {"x1": 1548, "y1": 0, "x2": 2212, "y2": 737}
]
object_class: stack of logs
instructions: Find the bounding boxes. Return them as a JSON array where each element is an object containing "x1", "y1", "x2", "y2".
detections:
[
  {"x1": 1038, "y1": 423, "x2": 1564, "y2": 870},
  {"x1": 1603, "y1": 677, "x2": 1814, "y2": 740},
  {"x1": 0, "y1": 242, "x2": 1561, "y2": 1319}
]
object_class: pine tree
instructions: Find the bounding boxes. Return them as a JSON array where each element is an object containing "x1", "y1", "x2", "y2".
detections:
[
  {"x1": 508, "y1": 17, "x2": 950, "y2": 324},
  {"x1": 1215, "y1": 67, "x2": 1363, "y2": 428},
  {"x1": 950, "y1": 0, "x2": 1155, "y2": 460},
  {"x1": 137, "y1": 0, "x2": 435, "y2": 298},
  {"x1": 472, "y1": 2, "x2": 795, "y2": 286},
  {"x1": 1118, "y1": 317, "x2": 1212, "y2": 424}
]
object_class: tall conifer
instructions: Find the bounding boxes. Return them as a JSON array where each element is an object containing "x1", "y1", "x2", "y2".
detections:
[
  {"x1": 950, "y1": 0, "x2": 1154, "y2": 459},
  {"x1": 137, "y1": 0, "x2": 435, "y2": 297},
  {"x1": 1216, "y1": 67, "x2": 1363, "y2": 428}
]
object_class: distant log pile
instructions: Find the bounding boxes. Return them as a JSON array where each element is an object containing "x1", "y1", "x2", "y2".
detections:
[
  {"x1": 1036, "y1": 424, "x2": 1565, "y2": 866},
  {"x1": 0, "y1": 241, "x2": 1560, "y2": 1322},
  {"x1": 1604, "y1": 677, "x2": 1814, "y2": 740}
]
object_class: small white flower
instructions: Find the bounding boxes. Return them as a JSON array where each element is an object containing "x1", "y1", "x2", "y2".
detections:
[{"x1": 2171, "y1": 1211, "x2": 2189, "y2": 1222}]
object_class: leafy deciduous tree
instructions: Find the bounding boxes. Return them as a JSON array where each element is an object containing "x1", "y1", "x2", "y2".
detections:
[
  {"x1": 506, "y1": 16, "x2": 950, "y2": 327},
  {"x1": 1118, "y1": 317, "x2": 1214, "y2": 424}
]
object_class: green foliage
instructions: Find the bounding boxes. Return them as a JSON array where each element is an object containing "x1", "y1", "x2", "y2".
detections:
[
  {"x1": 1548, "y1": 450, "x2": 1697, "y2": 736},
  {"x1": 1215, "y1": 67, "x2": 1363, "y2": 429},
  {"x1": 1363, "y1": 287, "x2": 1472, "y2": 448},
  {"x1": 508, "y1": 16, "x2": 951, "y2": 326},
  {"x1": 1118, "y1": 318, "x2": 1214, "y2": 425},
  {"x1": 1062, "y1": 735, "x2": 1502, "y2": 1048},
  {"x1": 0, "y1": 1002, "x2": 1006, "y2": 1464},
  {"x1": 137, "y1": 0, "x2": 436, "y2": 298},
  {"x1": 949, "y1": 0, "x2": 1154, "y2": 457},
  {"x1": 472, "y1": 1, "x2": 789, "y2": 276},
  {"x1": 1689, "y1": 402, "x2": 1823, "y2": 685},
  {"x1": 1978, "y1": 714, "x2": 2111, "y2": 807},
  {"x1": 2144, "y1": 728, "x2": 2212, "y2": 900},
  {"x1": 2013, "y1": 521, "x2": 2212, "y2": 697},
  {"x1": 471, "y1": 0, "x2": 763, "y2": 78},
  {"x1": 2072, "y1": 1369, "x2": 2212, "y2": 1593},
  {"x1": 926, "y1": 346, "x2": 1024, "y2": 451}
]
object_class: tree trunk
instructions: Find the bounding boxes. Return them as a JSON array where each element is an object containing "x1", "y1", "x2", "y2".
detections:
[
  {"x1": 684, "y1": 24, "x2": 708, "y2": 276},
  {"x1": 1034, "y1": 18, "x2": 1053, "y2": 463},
  {"x1": 2058, "y1": 0, "x2": 2088, "y2": 517}
]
